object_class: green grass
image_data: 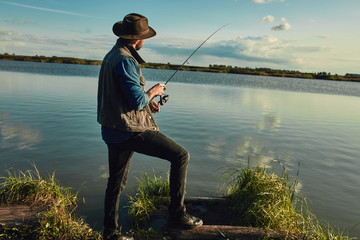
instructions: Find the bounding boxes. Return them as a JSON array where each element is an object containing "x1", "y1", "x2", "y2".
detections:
[
  {"x1": 127, "y1": 164, "x2": 356, "y2": 240},
  {"x1": 128, "y1": 171, "x2": 170, "y2": 228},
  {"x1": 220, "y1": 162, "x2": 354, "y2": 239},
  {"x1": 127, "y1": 171, "x2": 170, "y2": 239},
  {"x1": 0, "y1": 163, "x2": 356, "y2": 240},
  {"x1": 0, "y1": 164, "x2": 101, "y2": 240},
  {"x1": 0, "y1": 165, "x2": 76, "y2": 206}
]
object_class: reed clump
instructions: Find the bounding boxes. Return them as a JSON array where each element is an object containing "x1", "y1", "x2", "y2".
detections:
[
  {"x1": 221, "y1": 163, "x2": 353, "y2": 239},
  {"x1": 0, "y1": 164, "x2": 101, "y2": 240}
]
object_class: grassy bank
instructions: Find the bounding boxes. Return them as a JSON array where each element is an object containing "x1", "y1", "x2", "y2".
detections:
[
  {"x1": 220, "y1": 164, "x2": 354, "y2": 239},
  {"x1": 0, "y1": 164, "x2": 356, "y2": 239},
  {"x1": 0, "y1": 165, "x2": 101, "y2": 240},
  {"x1": 129, "y1": 163, "x2": 355, "y2": 240}
]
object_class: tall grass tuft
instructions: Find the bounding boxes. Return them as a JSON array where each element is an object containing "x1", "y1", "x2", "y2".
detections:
[
  {"x1": 0, "y1": 164, "x2": 101, "y2": 240},
  {"x1": 128, "y1": 171, "x2": 170, "y2": 228},
  {"x1": 221, "y1": 162, "x2": 353, "y2": 239},
  {"x1": 0, "y1": 165, "x2": 76, "y2": 207}
]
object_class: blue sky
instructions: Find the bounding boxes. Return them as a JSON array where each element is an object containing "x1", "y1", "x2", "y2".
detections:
[{"x1": 0, "y1": 0, "x2": 359, "y2": 75}]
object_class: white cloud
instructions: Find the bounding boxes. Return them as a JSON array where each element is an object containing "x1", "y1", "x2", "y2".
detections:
[
  {"x1": 0, "y1": 28, "x2": 112, "y2": 59},
  {"x1": 154, "y1": 33, "x2": 344, "y2": 73},
  {"x1": 1, "y1": 27, "x2": 355, "y2": 75},
  {"x1": 272, "y1": 22, "x2": 291, "y2": 31},
  {"x1": 279, "y1": 17, "x2": 288, "y2": 23},
  {"x1": 2, "y1": 41, "x2": 26, "y2": 47},
  {"x1": 0, "y1": 113, "x2": 42, "y2": 150},
  {"x1": 317, "y1": 35, "x2": 330, "y2": 39},
  {"x1": 229, "y1": 35, "x2": 283, "y2": 61},
  {"x1": 250, "y1": 0, "x2": 284, "y2": 3},
  {"x1": 260, "y1": 16, "x2": 291, "y2": 31},
  {"x1": 154, "y1": 35, "x2": 286, "y2": 66},
  {"x1": 0, "y1": 29, "x2": 13, "y2": 36},
  {"x1": 271, "y1": 18, "x2": 291, "y2": 31},
  {"x1": 262, "y1": 15, "x2": 275, "y2": 23}
]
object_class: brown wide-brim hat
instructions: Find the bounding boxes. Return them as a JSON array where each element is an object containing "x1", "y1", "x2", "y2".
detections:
[{"x1": 113, "y1": 13, "x2": 156, "y2": 40}]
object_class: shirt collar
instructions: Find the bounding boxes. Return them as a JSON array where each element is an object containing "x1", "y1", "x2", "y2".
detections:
[{"x1": 118, "y1": 38, "x2": 145, "y2": 64}]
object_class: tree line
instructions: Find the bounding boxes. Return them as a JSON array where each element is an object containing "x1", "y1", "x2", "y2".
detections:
[
  {"x1": 0, "y1": 53, "x2": 101, "y2": 65},
  {"x1": 142, "y1": 62, "x2": 359, "y2": 82},
  {"x1": 1, "y1": 53, "x2": 359, "y2": 82}
]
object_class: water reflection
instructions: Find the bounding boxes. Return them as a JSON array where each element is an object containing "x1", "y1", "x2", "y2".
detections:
[
  {"x1": 205, "y1": 134, "x2": 303, "y2": 193},
  {"x1": 0, "y1": 112, "x2": 42, "y2": 150},
  {"x1": 254, "y1": 113, "x2": 281, "y2": 132},
  {"x1": 206, "y1": 135, "x2": 278, "y2": 168},
  {"x1": 97, "y1": 164, "x2": 108, "y2": 180}
]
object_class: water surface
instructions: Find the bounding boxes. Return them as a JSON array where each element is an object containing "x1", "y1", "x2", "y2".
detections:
[{"x1": 0, "y1": 60, "x2": 359, "y2": 236}]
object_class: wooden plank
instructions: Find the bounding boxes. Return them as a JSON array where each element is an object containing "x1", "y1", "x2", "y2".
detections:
[
  {"x1": 0, "y1": 204, "x2": 42, "y2": 226},
  {"x1": 164, "y1": 225, "x2": 297, "y2": 240},
  {"x1": 160, "y1": 198, "x2": 299, "y2": 239}
]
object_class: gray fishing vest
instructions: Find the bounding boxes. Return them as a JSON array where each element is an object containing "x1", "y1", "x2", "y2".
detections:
[{"x1": 97, "y1": 39, "x2": 159, "y2": 132}]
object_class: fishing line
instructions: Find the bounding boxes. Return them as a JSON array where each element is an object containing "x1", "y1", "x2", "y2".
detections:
[
  {"x1": 159, "y1": 24, "x2": 229, "y2": 105},
  {"x1": 165, "y1": 24, "x2": 229, "y2": 85}
]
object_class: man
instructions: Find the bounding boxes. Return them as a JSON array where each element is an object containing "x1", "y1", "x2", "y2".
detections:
[{"x1": 97, "y1": 13, "x2": 203, "y2": 240}]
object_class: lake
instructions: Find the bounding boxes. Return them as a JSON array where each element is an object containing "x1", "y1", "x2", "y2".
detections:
[{"x1": 0, "y1": 60, "x2": 359, "y2": 237}]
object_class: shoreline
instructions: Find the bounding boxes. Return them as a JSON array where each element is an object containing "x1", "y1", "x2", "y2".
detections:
[
  {"x1": 1, "y1": 53, "x2": 359, "y2": 82},
  {"x1": 0, "y1": 166, "x2": 355, "y2": 239}
]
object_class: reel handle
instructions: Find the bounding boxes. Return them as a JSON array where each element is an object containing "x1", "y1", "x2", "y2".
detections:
[{"x1": 158, "y1": 94, "x2": 169, "y2": 105}]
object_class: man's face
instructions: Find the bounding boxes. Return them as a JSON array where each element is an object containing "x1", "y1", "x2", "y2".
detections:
[{"x1": 135, "y1": 39, "x2": 145, "y2": 51}]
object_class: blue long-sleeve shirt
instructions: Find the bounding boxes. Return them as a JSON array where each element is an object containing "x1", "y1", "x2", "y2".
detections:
[
  {"x1": 117, "y1": 58, "x2": 149, "y2": 110},
  {"x1": 101, "y1": 57, "x2": 149, "y2": 143}
]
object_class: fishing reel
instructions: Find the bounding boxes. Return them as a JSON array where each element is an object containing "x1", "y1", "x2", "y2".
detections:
[{"x1": 158, "y1": 94, "x2": 169, "y2": 105}]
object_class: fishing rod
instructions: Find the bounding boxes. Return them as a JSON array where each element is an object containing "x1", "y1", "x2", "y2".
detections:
[{"x1": 159, "y1": 24, "x2": 228, "y2": 105}]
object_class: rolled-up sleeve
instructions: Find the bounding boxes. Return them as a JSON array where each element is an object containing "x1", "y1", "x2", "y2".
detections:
[{"x1": 116, "y1": 58, "x2": 149, "y2": 110}]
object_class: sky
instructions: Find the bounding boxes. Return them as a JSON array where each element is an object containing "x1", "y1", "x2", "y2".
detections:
[{"x1": 0, "y1": 0, "x2": 359, "y2": 75}]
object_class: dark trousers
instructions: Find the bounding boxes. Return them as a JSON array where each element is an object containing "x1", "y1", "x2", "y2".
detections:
[{"x1": 103, "y1": 130, "x2": 189, "y2": 231}]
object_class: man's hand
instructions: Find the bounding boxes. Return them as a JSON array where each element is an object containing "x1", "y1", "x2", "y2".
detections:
[
  {"x1": 149, "y1": 100, "x2": 160, "y2": 113},
  {"x1": 146, "y1": 83, "x2": 166, "y2": 100}
]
